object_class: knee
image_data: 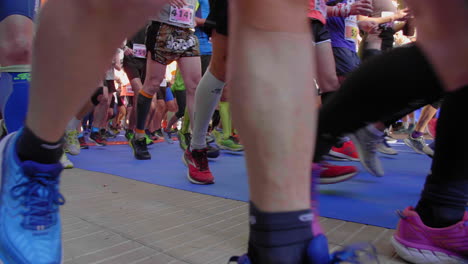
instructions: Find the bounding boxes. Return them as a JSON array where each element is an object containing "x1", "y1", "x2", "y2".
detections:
[
  {"x1": 0, "y1": 34, "x2": 32, "y2": 65},
  {"x1": 156, "y1": 100, "x2": 166, "y2": 110},
  {"x1": 143, "y1": 76, "x2": 164, "y2": 95},
  {"x1": 209, "y1": 59, "x2": 227, "y2": 82},
  {"x1": 319, "y1": 74, "x2": 340, "y2": 93},
  {"x1": 167, "y1": 101, "x2": 178, "y2": 113},
  {"x1": 184, "y1": 75, "x2": 202, "y2": 93}
]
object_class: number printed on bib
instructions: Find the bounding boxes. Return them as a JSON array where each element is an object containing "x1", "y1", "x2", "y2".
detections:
[
  {"x1": 169, "y1": 5, "x2": 194, "y2": 26},
  {"x1": 133, "y1": 44, "x2": 147, "y2": 59},
  {"x1": 345, "y1": 16, "x2": 358, "y2": 42}
]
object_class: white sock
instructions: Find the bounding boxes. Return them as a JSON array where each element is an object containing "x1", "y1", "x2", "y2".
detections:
[
  {"x1": 191, "y1": 71, "x2": 225, "y2": 150},
  {"x1": 366, "y1": 124, "x2": 384, "y2": 137},
  {"x1": 67, "y1": 117, "x2": 81, "y2": 131},
  {"x1": 403, "y1": 122, "x2": 409, "y2": 129}
]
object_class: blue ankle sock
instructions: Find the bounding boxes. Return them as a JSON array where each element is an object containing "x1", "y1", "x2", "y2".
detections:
[
  {"x1": 248, "y1": 202, "x2": 314, "y2": 264},
  {"x1": 78, "y1": 132, "x2": 84, "y2": 138},
  {"x1": 91, "y1": 127, "x2": 99, "y2": 133}
]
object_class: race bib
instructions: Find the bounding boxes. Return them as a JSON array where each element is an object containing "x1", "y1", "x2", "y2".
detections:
[
  {"x1": 169, "y1": 5, "x2": 195, "y2": 26},
  {"x1": 122, "y1": 84, "x2": 134, "y2": 96},
  {"x1": 345, "y1": 16, "x2": 359, "y2": 42},
  {"x1": 133, "y1": 44, "x2": 147, "y2": 59}
]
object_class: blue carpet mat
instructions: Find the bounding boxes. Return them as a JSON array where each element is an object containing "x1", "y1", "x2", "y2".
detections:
[{"x1": 69, "y1": 140, "x2": 434, "y2": 229}]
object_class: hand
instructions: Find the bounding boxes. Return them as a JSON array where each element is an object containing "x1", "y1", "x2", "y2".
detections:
[
  {"x1": 394, "y1": 8, "x2": 411, "y2": 21},
  {"x1": 358, "y1": 20, "x2": 379, "y2": 34},
  {"x1": 350, "y1": 0, "x2": 373, "y2": 16},
  {"x1": 124, "y1": 47, "x2": 134, "y2": 56},
  {"x1": 169, "y1": 0, "x2": 187, "y2": 9}
]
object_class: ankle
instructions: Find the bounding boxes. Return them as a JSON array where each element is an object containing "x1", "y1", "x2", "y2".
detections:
[{"x1": 16, "y1": 126, "x2": 64, "y2": 164}]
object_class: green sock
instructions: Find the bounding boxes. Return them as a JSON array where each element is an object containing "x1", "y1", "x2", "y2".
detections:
[
  {"x1": 220, "y1": 102, "x2": 232, "y2": 140},
  {"x1": 180, "y1": 108, "x2": 190, "y2": 134}
]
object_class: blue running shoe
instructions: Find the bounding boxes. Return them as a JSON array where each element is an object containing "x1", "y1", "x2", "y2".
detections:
[
  {"x1": 229, "y1": 239, "x2": 379, "y2": 264},
  {"x1": 0, "y1": 133, "x2": 65, "y2": 264}
]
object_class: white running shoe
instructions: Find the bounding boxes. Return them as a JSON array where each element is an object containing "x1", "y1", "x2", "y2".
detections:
[
  {"x1": 60, "y1": 153, "x2": 74, "y2": 169},
  {"x1": 64, "y1": 130, "x2": 81, "y2": 155}
]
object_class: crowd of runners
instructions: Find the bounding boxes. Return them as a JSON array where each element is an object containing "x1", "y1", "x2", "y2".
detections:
[{"x1": 0, "y1": 0, "x2": 467, "y2": 263}]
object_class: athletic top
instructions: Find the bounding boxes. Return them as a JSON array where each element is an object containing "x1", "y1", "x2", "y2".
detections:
[
  {"x1": 152, "y1": 0, "x2": 197, "y2": 28},
  {"x1": 195, "y1": 0, "x2": 212, "y2": 55},
  {"x1": 171, "y1": 69, "x2": 186, "y2": 92},
  {"x1": 326, "y1": 0, "x2": 358, "y2": 52},
  {"x1": 308, "y1": 0, "x2": 327, "y2": 25},
  {"x1": 365, "y1": 0, "x2": 397, "y2": 47},
  {"x1": 125, "y1": 27, "x2": 147, "y2": 60}
]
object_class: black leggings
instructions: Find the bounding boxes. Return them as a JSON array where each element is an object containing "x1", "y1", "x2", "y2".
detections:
[
  {"x1": 174, "y1": 90, "x2": 186, "y2": 119},
  {"x1": 314, "y1": 44, "x2": 444, "y2": 161},
  {"x1": 314, "y1": 44, "x2": 468, "y2": 217}
]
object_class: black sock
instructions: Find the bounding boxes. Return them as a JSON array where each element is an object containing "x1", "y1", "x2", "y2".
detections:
[
  {"x1": 248, "y1": 203, "x2": 313, "y2": 264},
  {"x1": 416, "y1": 86, "x2": 468, "y2": 228},
  {"x1": 320, "y1": 92, "x2": 336, "y2": 106},
  {"x1": 16, "y1": 126, "x2": 64, "y2": 164},
  {"x1": 136, "y1": 92, "x2": 152, "y2": 131}
]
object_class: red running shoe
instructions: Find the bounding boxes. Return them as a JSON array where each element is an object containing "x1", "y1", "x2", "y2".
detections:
[
  {"x1": 183, "y1": 148, "x2": 214, "y2": 184},
  {"x1": 328, "y1": 141, "x2": 360, "y2": 161},
  {"x1": 318, "y1": 162, "x2": 358, "y2": 184},
  {"x1": 427, "y1": 118, "x2": 438, "y2": 138}
]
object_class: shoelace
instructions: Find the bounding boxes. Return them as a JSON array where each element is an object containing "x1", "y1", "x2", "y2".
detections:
[
  {"x1": 70, "y1": 131, "x2": 80, "y2": 146},
  {"x1": 11, "y1": 173, "x2": 65, "y2": 230},
  {"x1": 193, "y1": 149, "x2": 209, "y2": 171}
]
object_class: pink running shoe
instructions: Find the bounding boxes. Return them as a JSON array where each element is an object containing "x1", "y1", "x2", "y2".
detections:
[{"x1": 392, "y1": 207, "x2": 468, "y2": 264}]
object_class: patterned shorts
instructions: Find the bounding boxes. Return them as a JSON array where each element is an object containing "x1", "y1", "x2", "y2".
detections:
[{"x1": 145, "y1": 21, "x2": 200, "y2": 65}]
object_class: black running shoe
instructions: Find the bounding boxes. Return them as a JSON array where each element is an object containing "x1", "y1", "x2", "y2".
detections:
[
  {"x1": 90, "y1": 132, "x2": 107, "y2": 146},
  {"x1": 130, "y1": 137, "x2": 151, "y2": 160},
  {"x1": 207, "y1": 144, "x2": 220, "y2": 159}
]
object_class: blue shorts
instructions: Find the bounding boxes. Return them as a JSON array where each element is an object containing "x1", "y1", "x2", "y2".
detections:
[
  {"x1": 0, "y1": 0, "x2": 39, "y2": 22},
  {"x1": 165, "y1": 87, "x2": 174, "y2": 102},
  {"x1": 332, "y1": 47, "x2": 360, "y2": 76}
]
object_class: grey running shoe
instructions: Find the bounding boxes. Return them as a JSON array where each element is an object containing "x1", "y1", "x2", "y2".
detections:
[
  {"x1": 377, "y1": 140, "x2": 398, "y2": 155},
  {"x1": 349, "y1": 128, "x2": 385, "y2": 177},
  {"x1": 161, "y1": 129, "x2": 174, "y2": 144},
  {"x1": 404, "y1": 136, "x2": 434, "y2": 157}
]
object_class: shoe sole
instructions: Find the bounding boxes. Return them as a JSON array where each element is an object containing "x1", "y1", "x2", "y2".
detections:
[
  {"x1": 328, "y1": 150, "x2": 360, "y2": 161},
  {"x1": 0, "y1": 133, "x2": 64, "y2": 264},
  {"x1": 349, "y1": 134, "x2": 384, "y2": 177},
  {"x1": 323, "y1": 155, "x2": 348, "y2": 161},
  {"x1": 403, "y1": 138, "x2": 426, "y2": 155},
  {"x1": 319, "y1": 171, "x2": 358, "y2": 184},
  {"x1": 181, "y1": 154, "x2": 214, "y2": 185},
  {"x1": 391, "y1": 236, "x2": 465, "y2": 264},
  {"x1": 217, "y1": 144, "x2": 244, "y2": 153}
]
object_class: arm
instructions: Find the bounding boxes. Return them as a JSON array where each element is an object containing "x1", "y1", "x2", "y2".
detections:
[
  {"x1": 358, "y1": 8, "x2": 410, "y2": 24},
  {"x1": 327, "y1": 0, "x2": 372, "y2": 17},
  {"x1": 195, "y1": 17, "x2": 206, "y2": 27},
  {"x1": 114, "y1": 51, "x2": 122, "y2": 71}
]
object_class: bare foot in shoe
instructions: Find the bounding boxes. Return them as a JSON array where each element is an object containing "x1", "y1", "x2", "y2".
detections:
[{"x1": 405, "y1": 0, "x2": 468, "y2": 91}]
